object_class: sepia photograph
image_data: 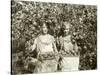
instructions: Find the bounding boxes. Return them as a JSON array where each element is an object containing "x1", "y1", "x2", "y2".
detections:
[{"x1": 11, "y1": 0, "x2": 97, "y2": 74}]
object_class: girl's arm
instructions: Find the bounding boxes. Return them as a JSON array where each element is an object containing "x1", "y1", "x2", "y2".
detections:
[
  {"x1": 53, "y1": 41, "x2": 58, "y2": 53},
  {"x1": 31, "y1": 43, "x2": 36, "y2": 51},
  {"x1": 31, "y1": 38, "x2": 37, "y2": 51}
]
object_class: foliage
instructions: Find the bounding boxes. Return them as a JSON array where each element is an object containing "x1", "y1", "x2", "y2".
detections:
[{"x1": 11, "y1": 0, "x2": 97, "y2": 74}]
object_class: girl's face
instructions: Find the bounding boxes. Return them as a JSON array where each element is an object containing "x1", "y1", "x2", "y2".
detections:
[
  {"x1": 64, "y1": 24, "x2": 70, "y2": 35},
  {"x1": 42, "y1": 23, "x2": 48, "y2": 34}
]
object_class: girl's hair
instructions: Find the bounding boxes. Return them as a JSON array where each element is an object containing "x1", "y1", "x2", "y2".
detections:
[
  {"x1": 60, "y1": 22, "x2": 71, "y2": 36},
  {"x1": 39, "y1": 21, "x2": 51, "y2": 34},
  {"x1": 41, "y1": 22, "x2": 50, "y2": 29},
  {"x1": 62, "y1": 22, "x2": 71, "y2": 30}
]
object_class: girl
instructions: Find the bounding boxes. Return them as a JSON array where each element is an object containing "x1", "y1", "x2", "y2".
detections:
[
  {"x1": 30, "y1": 22, "x2": 58, "y2": 73},
  {"x1": 58, "y1": 22, "x2": 79, "y2": 71}
]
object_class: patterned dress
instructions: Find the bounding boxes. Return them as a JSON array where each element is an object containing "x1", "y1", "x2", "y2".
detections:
[
  {"x1": 32, "y1": 34, "x2": 58, "y2": 73},
  {"x1": 59, "y1": 35, "x2": 79, "y2": 71}
]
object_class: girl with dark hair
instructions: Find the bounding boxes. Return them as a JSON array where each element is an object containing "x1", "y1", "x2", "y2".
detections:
[{"x1": 30, "y1": 22, "x2": 58, "y2": 73}]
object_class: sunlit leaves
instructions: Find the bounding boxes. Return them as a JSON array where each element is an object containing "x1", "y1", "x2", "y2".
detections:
[{"x1": 11, "y1": 1, "x2": 97, "y2": 73}]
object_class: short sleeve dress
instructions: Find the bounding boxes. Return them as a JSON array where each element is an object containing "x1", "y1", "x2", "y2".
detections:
[
  {"x1": 59, "y1": 35, "x2": 79, "y2": 71},
  {"x1": 33, "y1": 34, "x2": 58, "y2": 73}
]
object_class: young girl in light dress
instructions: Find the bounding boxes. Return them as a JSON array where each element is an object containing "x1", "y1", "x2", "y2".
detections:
[
  {"x1": 30, "y1": 22, "x2": 58, "y2": 73},
  {"x1": 58, "y1": 22, "x2": 79, "y2": 71}
]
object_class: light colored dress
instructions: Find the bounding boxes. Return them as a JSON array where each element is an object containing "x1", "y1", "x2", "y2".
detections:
[
  {"x1": 32, "y1": 34, "x2": 58, "y2": 73},
  {"x1": 59, "y1": 35, "x2": 79, "y2": 71}
]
